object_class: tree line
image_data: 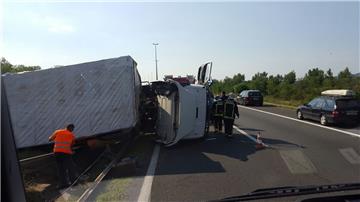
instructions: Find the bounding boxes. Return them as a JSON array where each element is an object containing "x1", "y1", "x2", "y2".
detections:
[
  {"x1": 1, "y1": 57, "x2": 41, "y2": 74},
  {"x1": 210, "y1": 67, "x2": 360, "y2": 104}
]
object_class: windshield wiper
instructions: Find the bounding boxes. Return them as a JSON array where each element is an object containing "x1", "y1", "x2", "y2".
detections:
[{"x1": 212, "y1": 183, "x2": 360, "y2": 201}]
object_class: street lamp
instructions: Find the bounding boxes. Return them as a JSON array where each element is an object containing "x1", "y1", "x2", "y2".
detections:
[{"x1": 152, "y1": 43, "x2": 159, "y2": 80}]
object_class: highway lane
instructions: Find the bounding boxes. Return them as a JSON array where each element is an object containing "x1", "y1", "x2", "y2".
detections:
[{"x1": 150, "y1": 106, "x2": 360, "y2": 201}]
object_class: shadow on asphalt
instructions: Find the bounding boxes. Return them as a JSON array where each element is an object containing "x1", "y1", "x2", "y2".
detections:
[
  {"x1": 152, "y1": 129, "x2": 303, "y2": 176},
  {"x1": 88, "y1": 128, "x2": 301, "y2": 185}
]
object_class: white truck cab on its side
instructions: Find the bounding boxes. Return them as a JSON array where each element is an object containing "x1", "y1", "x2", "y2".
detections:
[{"x1": 154, "y1": 62, "x2": 212, "y2": 146}]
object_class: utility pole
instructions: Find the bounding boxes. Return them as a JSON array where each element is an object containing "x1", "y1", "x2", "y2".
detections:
[{"x1": 152, "y1": 43, "x2": 159, "y2": 80}]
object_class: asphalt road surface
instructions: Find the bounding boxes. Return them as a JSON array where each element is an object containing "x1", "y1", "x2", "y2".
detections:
[{"x1": 149, "y1": 105, "x2": 360, "y2": 201}]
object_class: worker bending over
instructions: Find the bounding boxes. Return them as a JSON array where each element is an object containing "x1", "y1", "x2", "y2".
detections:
[
  {"x1": 223, "y1": 97, "x2": 239, "y2": 137},
  {"x1": 49, "y1": 124, "x2": 79, "y2": 189}
]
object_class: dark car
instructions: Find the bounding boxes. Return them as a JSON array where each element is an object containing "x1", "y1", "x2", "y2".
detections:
[
  {"x1": 297, "y1": 96, "x2": 360, "y2": 126},
  {"x1": 238, "y1": 90, "x2": 263, "y2": 106}
]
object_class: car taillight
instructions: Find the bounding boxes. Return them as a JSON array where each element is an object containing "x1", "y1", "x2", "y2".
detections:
[{"x1": 332, "y1": 110, "x2": 339, "y2": 117}]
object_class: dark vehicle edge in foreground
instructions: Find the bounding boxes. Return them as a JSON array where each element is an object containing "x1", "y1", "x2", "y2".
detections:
[{"x1": 213, "y1": 183, "x2": 360, "y2": 201}]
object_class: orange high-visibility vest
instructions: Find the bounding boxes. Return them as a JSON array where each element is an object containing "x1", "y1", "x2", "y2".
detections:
[{"x1": 53, "y1": 129, "x2": 75, "y2": 154}]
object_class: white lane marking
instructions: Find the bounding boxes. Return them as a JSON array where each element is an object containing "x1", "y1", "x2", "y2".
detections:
[
  {"x1": 279, "y1": 150, "x2": 317, "y2": 174},
  {"x1": 238, "y1": 105, "x2": 360, "y2": 138},
  {"x1": 339, "y1": 148, "x2": 360, "y2": 165},
  {"x1": 233, "y1": 125, "x2": 269, "y2": 147},
  {"x1": 137, "y1": 144, "x2": 160, "y2": 202},
  {"x1": 206, "y1": 138, "x2": 217, "y2": 141}
]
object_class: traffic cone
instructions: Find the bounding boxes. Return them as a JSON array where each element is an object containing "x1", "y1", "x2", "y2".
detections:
[{"x1": 255, "y1": 133, "x2": 266, "y2": 150}]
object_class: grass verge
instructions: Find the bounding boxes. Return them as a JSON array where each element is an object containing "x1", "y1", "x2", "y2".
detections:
[
  {"x1": 264, "y1": 96, "x2": 301, "y2": 110},
  {"x1": 92, "y1": 134, "x2": 155, "y2": 201},
  {"x1": 95, "y1": 178, "x2": 131, "y2": 202}
]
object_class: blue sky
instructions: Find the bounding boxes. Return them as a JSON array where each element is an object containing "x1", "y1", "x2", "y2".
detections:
[{"x1": 2, "y1": 1, "x2": 359, "y2": 81}]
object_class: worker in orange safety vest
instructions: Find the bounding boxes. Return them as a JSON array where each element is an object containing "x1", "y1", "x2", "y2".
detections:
[{"x1": 49, "y1": 124, "x2": 79, "y2": 189}]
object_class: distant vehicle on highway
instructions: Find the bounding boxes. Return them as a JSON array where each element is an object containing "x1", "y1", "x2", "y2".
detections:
[
  {"x1": 296, "y1": 90, "x2": 360, "y2": 126},
  {"x1": 238, "y1": 90, "x2": 263, "y2": 106}
]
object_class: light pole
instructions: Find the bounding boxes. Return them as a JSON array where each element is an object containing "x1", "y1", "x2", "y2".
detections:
[{"x1": 152, "y1": 43, "x2": 159, "y2": 80}]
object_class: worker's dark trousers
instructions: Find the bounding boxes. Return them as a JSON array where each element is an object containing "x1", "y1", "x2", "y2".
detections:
[
  {"x1": 214, "y1": 116, "x2": 223, "y2": 131},
  {"x1": 224, "y1": 118, "x2": 234, "y2": 135},
  {"x1": 54, "y1": 153, "x2": 79, "y2": 186}
]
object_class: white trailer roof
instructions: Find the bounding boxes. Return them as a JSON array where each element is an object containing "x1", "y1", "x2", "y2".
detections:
[{"x1": 3, "y1": 56, "x2": 141, "y2": 148}]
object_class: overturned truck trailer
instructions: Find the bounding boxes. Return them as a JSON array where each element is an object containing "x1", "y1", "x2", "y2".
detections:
[{"x1": 2, "y1": 56, "x2": 141, "y2": 148}]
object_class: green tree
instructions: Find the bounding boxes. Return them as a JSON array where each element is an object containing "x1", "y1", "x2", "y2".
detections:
[
  {"x1": 210, "y1": 79, "x2": 222, "y2": 95},
  {"x1": 233, "y1": 82, "x2": 249, "y2": 93},
  {"x1": 278, "y1": 82, "x2": 295, "y2": 100},
  {"x1": 250, "y1": 72, "x2": 268, "y2": 95},
  {"x1": 232, "y1": 73, "x2": 245, "y2": 84},
  {"x1": 267, "y1": 74, "x2": 283, "y2": 96},
  {"x1": 338, "y1": 67, "x2": 352, "y2": 79},
  {"x1": 283, "y1": 71, "x2": 296, "y2": 84},
  {"x1": 323, "y1": 68, "x2": 335, "y2": 89},
  {"x1": 1, "y1": 57, "x2": 13, "y2": 73},
  {"x1": 336, "y1": 67, "x2": 353, "y2": 89},
  {"x1": 304, "y1": 68, "x2": 325, "y2": 86},
  {"x1": 1, "y1": 57, "x2": 41, "y2": 74}
]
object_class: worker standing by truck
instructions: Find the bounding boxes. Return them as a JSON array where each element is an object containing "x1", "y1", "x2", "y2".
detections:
[
  {"x1": 49, "y1": 124, "x2": 79, "y2": 189},
  {"x1": 212, "y1": 91, "x2": 229, "y2": 132},
  {"x1": 223, "y1": 97, "x2": 239, "y2": 137},
  {"x1": 213, "y1": 97, "x2": 224, "y2": 132}
]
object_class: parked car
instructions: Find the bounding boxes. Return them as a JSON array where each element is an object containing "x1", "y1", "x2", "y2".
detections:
[
  {"x1": 238, "y1": 90, "x2": 263, "y2": 106},
  {"x1": 296, "y1": 90, "x2": 360, "y2": 126}
]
